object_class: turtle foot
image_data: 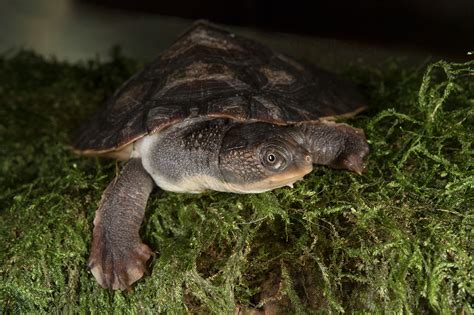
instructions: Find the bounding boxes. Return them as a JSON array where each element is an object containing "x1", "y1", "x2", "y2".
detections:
[
  {"x1": 88, "y1": 236, "x2": 153, "y2": 290},
  {"x1": 87, "y1": 159, "x2": 155, "y2": 290},
  {"x1": 330, "y1": 123, "x2": 369, "y2": 174}
]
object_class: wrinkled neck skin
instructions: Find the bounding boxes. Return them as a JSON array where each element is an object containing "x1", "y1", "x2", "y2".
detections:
[{"x1": 137, "y1": 118, "x2": 232, "y2": 193}]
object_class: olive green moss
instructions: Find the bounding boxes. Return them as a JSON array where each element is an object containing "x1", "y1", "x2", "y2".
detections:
[{"x1": 0, "y1": 51, "x2": 472, "y2": 313}]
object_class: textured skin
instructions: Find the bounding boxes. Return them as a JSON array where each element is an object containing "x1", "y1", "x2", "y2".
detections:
[
  {"x1": 139, "y1": 118, "x2": 230, "y2": 192},
  {"x1": 219, "y1": 121, "x2": 312, "y2": 185},
  {"x1": 73, "y1": 21, "x2": 366, "y2": 155},
  {"x1": 88, "y1": 158, "x2": 155, "y2": 290}
]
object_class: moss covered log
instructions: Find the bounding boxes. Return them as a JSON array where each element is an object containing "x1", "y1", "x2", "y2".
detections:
[{"x1": 0, "y1": 51, "x2": 472, "y2": 313}]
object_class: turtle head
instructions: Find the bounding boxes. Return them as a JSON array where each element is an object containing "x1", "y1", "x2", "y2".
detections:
[{"x1": 219, "y1": 123, "x2": 313, "y2": 193}]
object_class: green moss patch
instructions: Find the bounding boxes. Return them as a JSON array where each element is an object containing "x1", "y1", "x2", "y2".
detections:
[{"x1": 0, "y1": 51, "x2": 472, "y2": 313}]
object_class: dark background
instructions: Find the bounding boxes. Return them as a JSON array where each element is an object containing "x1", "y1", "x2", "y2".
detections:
[
  {"x1": 86, "y1": 0, "x2": 474, "y2": 57},
  {"x1": 0, "y1": 0, "x2": 472, "y2": 64}
]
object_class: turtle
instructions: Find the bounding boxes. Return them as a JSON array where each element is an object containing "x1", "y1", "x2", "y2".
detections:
[{"x1": 72, "y1": 21, "x2": 369, "y2": 290}]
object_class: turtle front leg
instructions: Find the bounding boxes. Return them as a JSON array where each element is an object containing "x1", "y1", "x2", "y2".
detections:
[
  {"x1": 301, "y1": 122, "x2": 369, "y2": 174},
  {"x1": 89, "y1": 158, "x2": 155, "y2": 290}
]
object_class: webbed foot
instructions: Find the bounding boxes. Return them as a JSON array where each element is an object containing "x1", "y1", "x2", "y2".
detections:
[
  {"x1": 88, "y1": 158, "x2": 155, "y2": 290},
  {"x1": 89, "y1": 228, "x2": 153, "y2": 290}
]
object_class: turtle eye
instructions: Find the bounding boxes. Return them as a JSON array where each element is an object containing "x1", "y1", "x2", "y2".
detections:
[
  {"x1": 261, "y1": 149, "x2": 287, "y2": 171},
  {"x1": 267, "y1": 153, "x2": 276, "y2": 163}
]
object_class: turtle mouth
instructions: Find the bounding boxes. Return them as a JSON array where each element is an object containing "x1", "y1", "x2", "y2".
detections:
[{"x1": 227, "y1": 163, "x2": 313, "y2": 193}]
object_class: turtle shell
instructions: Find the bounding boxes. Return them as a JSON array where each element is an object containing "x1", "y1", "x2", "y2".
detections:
[{"x1": 73, "y1": 21, "x2": 366, "y2": 157}]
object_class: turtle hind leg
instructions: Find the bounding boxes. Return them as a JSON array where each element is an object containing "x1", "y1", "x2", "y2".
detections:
[{"x1": 88, "y1": 158, "x2": 155, "y2": 290}]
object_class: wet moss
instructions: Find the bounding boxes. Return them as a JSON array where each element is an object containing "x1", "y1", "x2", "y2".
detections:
[{"x1": 0, "y1": 51, "x2": 472, "y2": 313}]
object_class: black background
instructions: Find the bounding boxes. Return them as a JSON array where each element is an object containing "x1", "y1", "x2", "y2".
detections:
[{"x1": 85, "y1": 0, "x2": 474, "y2": 57}]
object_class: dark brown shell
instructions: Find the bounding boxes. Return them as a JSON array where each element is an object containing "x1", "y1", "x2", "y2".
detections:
[{"x1": 73, "y1": 21, "x2": 366, "y2": 156}]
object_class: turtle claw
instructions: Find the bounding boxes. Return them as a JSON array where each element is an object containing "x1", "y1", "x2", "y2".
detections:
[{"x1": 89, "y1": 240, "x2": 153, "y2": 290}]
